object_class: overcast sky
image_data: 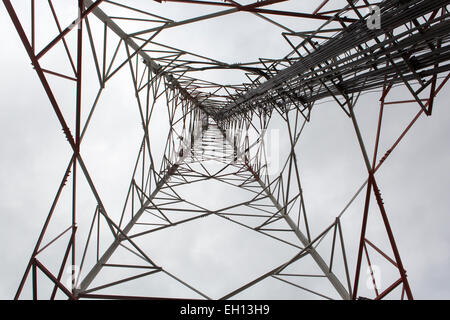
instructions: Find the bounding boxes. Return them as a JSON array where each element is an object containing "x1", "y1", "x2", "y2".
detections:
[{"x1": 1, "y1": 0, "x2": 450, "y2": 300}]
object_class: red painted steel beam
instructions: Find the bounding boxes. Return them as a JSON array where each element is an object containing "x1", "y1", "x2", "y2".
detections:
[
  {"x1": 352, "y1": 82, "x2": 414, "y2": 300},
  {"x1": 313, "y1": 0, "x2": 330, "y2": 15},
  {"x1": 34, "y1": 259, "x2": 77, "y2": 300},
  {"x1": 78, "y1": 293, "x2": 202, "y2": 300},
  {"x1": 365, "y1": 238, "x2": 398, "y2": 268},
  {"x1": 352, "y1": 175, "x2": 374, "y2": 300},
  {"x1": 374, "y1": 73, "x2": 450, "y2": 172},
  {"x1": 155, "y1": 0, "x2": 356, "y2": 22},
  {"x1": 375, "y1": 278, "x2": 403, "y2": 300},
  {"x1": 47, "y1": 0, "x2": 77, "y2": 76},
  {"x1": 243, "y1": 8, "x2": 357, "y2": 22},
  {"x1": 2, "y1": 0, "x2": 77, "y2": 151},
  {"x1": 320, "y1": 4, "x2": 380, "y2": 15},
  {"x1": 363, "y1": 242, "x2": 379, "y2": 297},
  {"x1": 35, "y1": 0, "x2": 104, "y2": 60},
  {"x1": 32, "y1": 263, "x2": 37, "y2": 300},
  {"x1": 50, "y1": 228, "x2": 76, "y2": 300},
  {"x1": 41, "y1": 68, "x2": 77, "y2": 82},
  {"x1": 72, "y1": 0, "x2": 85, "y2": 294},
  {"x1": 352, "y1": 73, "x2": 450, "y2": 299},
  {"x1": 14, "y1": 157, "x2": 75, "y2": 299},
  {"x1": 154, "y1": 0, "x2": 288, "y2": 9}
]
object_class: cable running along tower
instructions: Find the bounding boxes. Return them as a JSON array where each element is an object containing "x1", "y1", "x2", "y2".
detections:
[{"x1": 4, "y1": 0, "x2": 450, "y2": 300}]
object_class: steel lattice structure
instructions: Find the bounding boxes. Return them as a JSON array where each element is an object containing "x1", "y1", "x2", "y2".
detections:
[{"x1": 3, "y1": 0, "x2": 450, "y2": 300}]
